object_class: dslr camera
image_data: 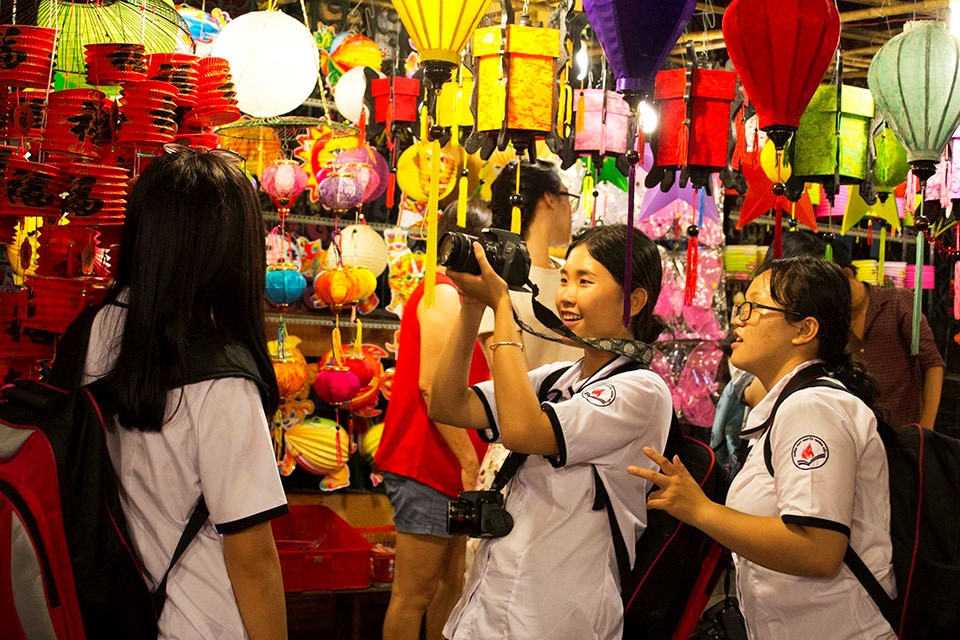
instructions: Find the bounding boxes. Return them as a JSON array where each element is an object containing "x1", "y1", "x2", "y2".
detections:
[
  {"x1": 438, "y1": 228, "x2": 531, "y2": 290},
  {"x1": 447, "y1": 490, "x2": 514, "y2": 538}
]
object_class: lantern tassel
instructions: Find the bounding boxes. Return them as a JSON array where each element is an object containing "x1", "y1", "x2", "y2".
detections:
[
  {"x1": 424, "y1": 138, "x2": 441, "y2": 308},
  {"x1": 879, "y1": 225, "x2": 886, "y2": 286},
  {"x1": 867, "y1": 220, "x2": 873, "y2": 246},
  {"x1": 457, "y1": 152, "x2": 469, "y2": 227},
  {"x1": 511, "y1": 159, "x2": 522, "y2": 235},
  {"x1": 732, "y1": 104, "x2": 747, "y2": 169},
  {"x1": 912, "y1": 219, "x2": 924, "y2": 356},
  {"x1": 575, "y1": 90, "x2": 585, "y2": 133},
  {"x1": 353, "y1": 319, "x2": 363, "y2": 355},
  {"x1": 684, "y1": 230, "x2": 698, "y2": 307},
  {"x1": 677, "y1": 121, "x2": 689, "y2": 168},
  {"x1": 332, "y1": 321, "x2": 345, "y2": 366},
  {"x1": 624, "y1": 161, "x2": 636, "y2": 327}
]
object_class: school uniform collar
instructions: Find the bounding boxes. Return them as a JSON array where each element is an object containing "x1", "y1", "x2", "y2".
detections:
[{"x1": 740, "y1": 360, "x2": 825, "y2": 439}]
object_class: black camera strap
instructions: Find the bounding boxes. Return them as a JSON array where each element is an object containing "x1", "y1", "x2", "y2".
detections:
[{"x1": 513, "y1": 280, "x2": 657, "y2": 364}]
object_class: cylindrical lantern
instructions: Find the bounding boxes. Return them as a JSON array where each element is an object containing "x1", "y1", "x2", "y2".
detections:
[
  {"x1": 328, "y1": 224, "x2": 388, "y2": 277},
  {"x1": 722, "y1": 0, "x2": 840, "y2": 149},
  {"x1": 265, "y1": 265, "x2": 307, "y2": 306},
  {"x1": 473, "y1": 24, "x2": 560, "y2": 136},
  {"x1": 793, "y1": 84, "x2": 875, "y2": 185},
  {"x1": 370, "y1": 77, "x2": 421, "y2": 124},
  {"x1": 573, "y1": 89, "x2": 631, "y2": 156},
  {"x1": 653, "y1": 68, "x2": 737, "y2": 172},
  {"x1": 210, "y1": 10, "x2": 319, "y2": 118}
]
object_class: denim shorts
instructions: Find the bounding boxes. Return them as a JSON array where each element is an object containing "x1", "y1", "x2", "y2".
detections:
[{"x1": 383, "y1": 472, "x2": 454, "y2": 538}]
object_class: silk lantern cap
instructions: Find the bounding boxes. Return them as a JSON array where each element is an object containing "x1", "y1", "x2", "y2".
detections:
[{"x1": 211, "y1": 10, "x2": 319, "y2": 118}]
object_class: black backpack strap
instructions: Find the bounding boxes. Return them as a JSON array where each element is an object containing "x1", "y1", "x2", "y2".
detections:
[
  {"x1": 844, "y1": 546, "x2": 898, "y2": 629},
  {"x1": 151, "y1": 497, "x2": 210, "y2": 613}
]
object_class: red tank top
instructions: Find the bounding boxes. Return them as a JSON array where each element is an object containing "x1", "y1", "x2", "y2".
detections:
[{"x1": 375, "y1": 275, "x2": 490, "y2": 497}]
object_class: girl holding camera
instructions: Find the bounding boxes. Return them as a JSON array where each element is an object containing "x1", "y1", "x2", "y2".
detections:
[
  {"x1": 629, "y1": 257, "x2": 895, "y2": 640},
  {"x1": 430, "y1": 224, "x2": 673, "y2": 640}
]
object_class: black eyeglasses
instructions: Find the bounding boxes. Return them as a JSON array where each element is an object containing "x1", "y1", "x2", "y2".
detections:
[
  {"x1": 556, "y1": 191, "x2": 581, "y2": 213},
  {"x1": 162, "y1": 143, "x2": 244, "y2": 166},
  {"x1": 733, "y1": 301, "x2": 801, "y2": 323}
]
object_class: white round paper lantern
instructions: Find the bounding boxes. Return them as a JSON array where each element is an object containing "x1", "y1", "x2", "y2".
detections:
[
  {"x1": 334, "y1": 66, "x2": 384, "y2": 124},
  {"x1": 326, "y1": 224, "x2": 388, "y2": 277},
  {"x1": 211, "y1": 10, "x2": 319, "y2": 118}
]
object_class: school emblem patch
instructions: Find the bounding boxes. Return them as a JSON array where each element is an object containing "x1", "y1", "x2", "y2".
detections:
[
  {"x1": 583, "y1": 384, "x2": 616, "y2": 406},
  {"x1": 791, "y1": 435, "x2": 829, "y2": 470}
]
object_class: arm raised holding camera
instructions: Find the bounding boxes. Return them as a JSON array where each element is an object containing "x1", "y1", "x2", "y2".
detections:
[{"x1": 429, "y1": 243, "x2": 559, "y2": 456}]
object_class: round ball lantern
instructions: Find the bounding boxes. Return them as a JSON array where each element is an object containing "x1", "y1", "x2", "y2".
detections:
[
  {"x1": 334, "y1": 66, "x2": 384, "y2": 124},
  {"x1": 326, "y1": 224, "x2": 388, "y2": 276},
  {"x1": 211, "y1": 10, "x2": 319, "y2": 117},
  {"x1": 273, "y1": 358, "x2": 307, "y2": 399},
  {"x1": 284, "y1": 417, "x2": 349, "y2": 474},
  {"x1": 312, "y1": 365, "x2": 361, "y2": 406},
  {"x1": 316, "y1": 172, "x2": 365, "y2": 212},
  {"x1": 342, "y1": 354, "x2": 375, "y2": 388},
  {"x1": 265, "y1": 265, "x2": 307, "y2": 306},
  {"x1": 261, "y1": 160, "x2": 309, "y2": 214},
  {"x1": 314, "y1": 265, "x2": 371, "y2": 310}
]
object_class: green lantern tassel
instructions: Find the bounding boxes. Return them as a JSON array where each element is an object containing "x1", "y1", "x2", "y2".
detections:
[
  {"x1": 878, "y1": 225, "x2": 886, "y2": 286},
  {"x1": 912, "y1": 226, "x2": 924, "y2": 356}
]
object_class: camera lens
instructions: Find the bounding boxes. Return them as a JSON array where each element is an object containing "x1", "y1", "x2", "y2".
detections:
[{"x1": 438, "y1": 232, "x2": 481, "y2": 275}]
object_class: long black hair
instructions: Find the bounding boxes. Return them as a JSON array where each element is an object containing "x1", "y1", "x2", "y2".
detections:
[
  {"x1": 567, "y1": 224, "x2": 664, "y2": 343},
  {"x1": 95, "y1": 150, "x2": 278, "y2": 431},
  {"x1": 754, "y1": 256, "x2": 879, "y2": 408},
  {"x1": 490, "y1": 160, "x2": 564, "y2": 240}
]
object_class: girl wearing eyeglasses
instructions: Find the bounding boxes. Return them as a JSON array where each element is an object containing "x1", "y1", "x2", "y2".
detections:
[
  {"x1": 629, "y1": 256, "x2": 895, "y2": 640},
  {"x1": 430, "y1": 224, "x2": 673, "y2": 640}
]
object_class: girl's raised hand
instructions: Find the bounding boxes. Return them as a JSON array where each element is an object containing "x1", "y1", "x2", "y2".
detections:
[
  {"x1": 445, "y1": 242, "x2": 511, "y2": 310},
  {"x1": 627, "y1": 447, "x2": 712, "y2": 526}
]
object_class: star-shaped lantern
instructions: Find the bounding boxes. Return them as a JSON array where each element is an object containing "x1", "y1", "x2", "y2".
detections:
[{"x1": 736, "y1": 152, "x2": 817, "y2": 232}]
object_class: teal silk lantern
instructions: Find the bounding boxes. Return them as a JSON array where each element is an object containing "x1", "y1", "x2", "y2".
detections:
[
  {"x1": 793, "y1": 84, "x2": 874, "y2": 188},
  {"x1": 868, "y1": 20, "x2": 960, "y2": 355},
  {"x1": 868, "y1": 21, "x2": 960, "y2": 178},
  {"x1": 266, "y1": 265, "x2": 307, "y2": 306}
]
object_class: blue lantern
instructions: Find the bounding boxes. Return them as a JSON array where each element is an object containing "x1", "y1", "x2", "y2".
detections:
[{"x1": 265, "y1": 266, "x2": 307, "y2": 306}]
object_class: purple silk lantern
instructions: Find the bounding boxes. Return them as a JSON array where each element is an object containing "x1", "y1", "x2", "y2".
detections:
[
  {"x1": 317, "y1": 173, "x2": 364, "y2": 212},
  {"x1": 582, "y1": 0, "x2": 698, "y2": 325}
]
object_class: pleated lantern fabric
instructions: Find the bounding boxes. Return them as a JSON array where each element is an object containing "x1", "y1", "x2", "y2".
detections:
[
  {"x1": 389, "y1": 0, "x2": 492, "y2": 66},
  {"x1": 722, "y1": 0, "x2": 840, "y2": 148},
  {"x1": 581, "y1": 0, "x2": 697, "y2": 96},
  {"x1": 868, "y1": 21, "x2": 960, "y2": 167},
  {"x1": 793, "y1": 84, "x2": 875, "y2": 184}
]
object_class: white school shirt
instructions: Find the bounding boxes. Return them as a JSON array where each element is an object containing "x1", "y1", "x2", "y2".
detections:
[
  {"x1": 444, "y1": 356, "x2": 673, "y2": 640},
  {"x1": 728, "y1": 361, "x2": 895, "y2": 640},
  {"x1": 83, "y1": 303, "x2": 288, "y2": 640}
]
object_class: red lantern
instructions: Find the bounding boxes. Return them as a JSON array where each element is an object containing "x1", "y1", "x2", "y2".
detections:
[
  {"x1": 370, "y1": 77, "x2": 420, "y2": 124},
  {"x1": 722, "y1": 0, "x2": 840, "y2": 149},
  {"x1": 653, "y1": 68, "x2": 737, "y2": 185},
  {"x1": 312, "y1": 365, "x2": 360, "y2": 405}
]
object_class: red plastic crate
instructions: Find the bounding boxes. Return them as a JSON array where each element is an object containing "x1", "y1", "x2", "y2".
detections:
[
  {"x1": 271, "y1": 505, "x2": 372, "y2": 592},
  {"x1": 356, "y1": 525, "x2": 397, "y2": 583}
]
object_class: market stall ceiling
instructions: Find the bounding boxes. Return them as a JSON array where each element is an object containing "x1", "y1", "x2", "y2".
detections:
[{"x1": 337, "y1": 0, "x2": 946, "y2": 81}]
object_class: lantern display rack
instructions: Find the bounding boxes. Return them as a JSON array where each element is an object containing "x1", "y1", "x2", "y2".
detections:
[
  {"x1": 263, "y1": 211, "x2": 395, "y2": 232},
  {"x1": 265, "y1": 312, "x2": 399, "y2": 331},
  {"x1": 729, "y1": 212, "x2": 919, "y2": 245}
]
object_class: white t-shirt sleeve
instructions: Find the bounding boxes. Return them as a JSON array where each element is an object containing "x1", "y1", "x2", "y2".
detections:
[
  {"x1": 195, "y1": 377, "x2": 289, "y2": 534},
  {"x1": 769, "y1": 389, "x2": 863, "y2": 537},
  {"x1": 470, "y1": 364, "x2": 562, "y2": 444},
  {"x1": 545, "y1": 370, "x2": 673, "y2": 468}
]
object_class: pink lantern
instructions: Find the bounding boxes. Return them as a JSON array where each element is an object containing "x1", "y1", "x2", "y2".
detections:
[
  {"x1": 312, "y1": 366, "x2": 361, "y2": 405},
  {"x1": 333, "y1": 145, "x2": 390, "y2": 203},
  {"x1": 573, "y1": 89, "x2": 631, "y2": 155},
  {"x1": 260, "y1": 159, "x2": 309, "y2": 214},
  {"x1": 317, "y1": 172, "x2": 364, "y2": 212}
]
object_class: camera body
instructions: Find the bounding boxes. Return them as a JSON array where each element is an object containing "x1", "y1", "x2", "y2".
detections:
[
  {"x1": 447, "y1": 490, "x2": 514, "y2": 538},
  {"x1": 437, "y1": 228, "x2": 531, "y2": 290}
]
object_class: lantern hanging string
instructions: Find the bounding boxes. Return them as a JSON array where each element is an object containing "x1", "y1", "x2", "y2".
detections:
[
  {"x1": 912, "y1": 198, "x2": 925, "y2": 356},
  {"x1": 423, "y1": 136, "x2": 441, "y2": 308}
]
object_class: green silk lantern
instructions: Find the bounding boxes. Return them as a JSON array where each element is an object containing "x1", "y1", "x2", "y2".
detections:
[
  {"x1": 872, "y1": 124, "x2": 909, "y2": 200},
  {"x1": 793, "y1": 84, "x2": 874, "y2": 188},
  {"x1": 868, "y1": 20, "x2": 960, "y2": 355}
]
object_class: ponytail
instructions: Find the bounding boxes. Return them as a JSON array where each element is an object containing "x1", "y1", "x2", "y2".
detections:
[{"x1": 827, "y1": 353, "x2": 880, "y2": 412}]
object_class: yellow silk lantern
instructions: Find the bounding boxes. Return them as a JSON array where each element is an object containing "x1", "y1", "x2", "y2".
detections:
[
  {"x1": 473, "y1": 24, "x2": 561, "y2": 135},
  {"x1": 390, "y1": 0, "x2": 492, "y2": 79}
]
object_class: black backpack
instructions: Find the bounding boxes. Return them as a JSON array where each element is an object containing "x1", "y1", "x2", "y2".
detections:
[
  {"x1": 496, "y1": 361, "x2": 731, "y2": 640},
  {"x1": 0, "y1": 306, "x2": 268, "y2": 639},
  {"x1": 759, "y1": 364, "x2": 960, "y2": 640}
]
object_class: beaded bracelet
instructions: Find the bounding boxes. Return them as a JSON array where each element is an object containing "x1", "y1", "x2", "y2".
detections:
[{"x1": 489, "y1": 341, "x2": 525, "y2": 352}]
